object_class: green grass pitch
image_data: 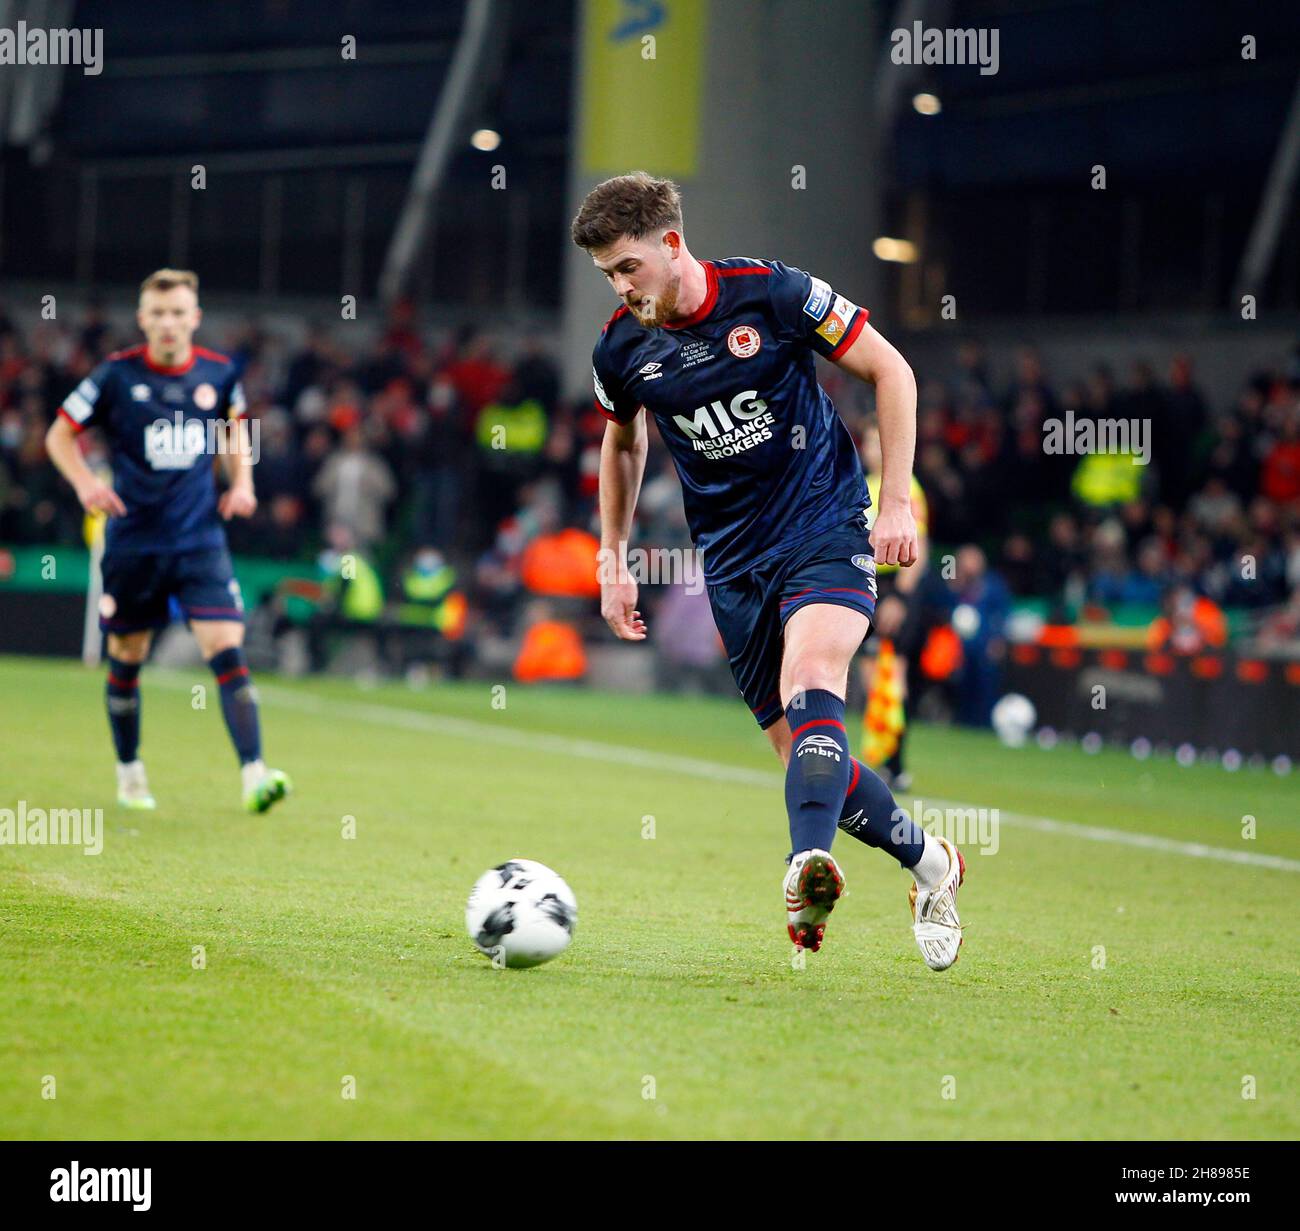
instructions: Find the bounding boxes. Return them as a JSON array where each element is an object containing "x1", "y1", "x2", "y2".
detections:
[{"x1": 1, "y1": 654, "x2": 1296, "y2": 1139}]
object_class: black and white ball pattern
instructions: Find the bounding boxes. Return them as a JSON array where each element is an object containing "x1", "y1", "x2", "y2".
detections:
[{"x1": 466, "y1": 859, "x2": 577, "y2": 968}]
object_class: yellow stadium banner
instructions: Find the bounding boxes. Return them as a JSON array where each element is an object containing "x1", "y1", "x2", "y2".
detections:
[{"x1": 580, "y1": 0, "x2": 706, "y2": 177}]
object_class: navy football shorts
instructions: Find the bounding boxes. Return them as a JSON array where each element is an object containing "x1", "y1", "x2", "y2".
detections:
[
  {"x1": 706, "y1": 512, "x2": 878, "y2": 728},
  {"x1": 98, "y1": 546, "x2": 244, "y2": 634}
]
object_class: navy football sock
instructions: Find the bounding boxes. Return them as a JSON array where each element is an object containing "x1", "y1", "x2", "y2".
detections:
[
  {"x1": 106, "y1": 657, "x2": 142, "y2": 763},
  {"x1": 207, "y1": 646, "x2": 262, "y2": 765},
  {"x1": 837, "y1": 756, "x2": 926, "y2": 869},
  {"x1": 784, "y1": 690, "x2": 852, "y2": 855}
]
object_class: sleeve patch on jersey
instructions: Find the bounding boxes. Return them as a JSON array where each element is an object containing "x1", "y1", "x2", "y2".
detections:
[
  {"x1": 814, "y1": 293, "x2": 859, "y2": 347},
  {"x1": 62, "y1": 389, "x2": 94, "y2": 423},
  {"x1": 593, "y1": 367, "x2": 615, "y2": 413},
  {"x1": 802, "y1": 277, "x2": 832, "y2": 322}
]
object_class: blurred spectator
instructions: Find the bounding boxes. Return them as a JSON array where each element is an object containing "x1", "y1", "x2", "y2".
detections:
[
  {"x1": 513, "y1": 336, "x2": 561, "y2": 412},
  {"x1": 474, "y1": 378, "x2": 548, "y2": 530},
  {"x1": 312, "y1": 426, "x2": 397, "y2": 549},
  {"x1": 1260, "y1": 403, "x2": 1300, "y2": 504},
  {"x1": 654, "y1": 580, "x2": 728, "y2": 694},
  {"x1": 1146, "y1": 584, "x2": 1227, "y2": 653},
  {"x1": 513, "y1": 599, "x2": 587, "y2": 682},
  {"x1": 443, "y1": 332, "x2": 509, "y2": 414},
  {"x1": 947, "y1": 545, "x2": 1010, "y2": 727}
]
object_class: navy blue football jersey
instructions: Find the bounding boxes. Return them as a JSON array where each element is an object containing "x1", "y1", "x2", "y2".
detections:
[
  {"x1": 591, "y1": 257, "x2": 870, "y2": 581},
  {"x1": 59, "y1": 345, "x2": 247, "y2": 555}
]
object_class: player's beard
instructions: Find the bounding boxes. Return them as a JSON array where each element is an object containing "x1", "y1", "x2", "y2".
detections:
[{"x1": 628, "y1": 269, "x2": 679, "y2": 328}]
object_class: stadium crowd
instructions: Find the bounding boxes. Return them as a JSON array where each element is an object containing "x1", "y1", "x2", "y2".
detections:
[{"x1": 1, "y1": 298, "x2": 1298, "y2": 654}]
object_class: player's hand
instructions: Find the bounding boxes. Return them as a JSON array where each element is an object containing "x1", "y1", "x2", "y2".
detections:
[
  {"x1": 75, "y1": 477, "x2": 126, "y2": 518},
  {"x1": 219, "y1": 487, "x2": 258, "y2": 520},
  {"x1": 874, "y1": 593, "x2": 907, "y2": 639},
  {"x1": 869, "y1": 500, "x2": 918, "y2": 568},
  {"x1": 601, "y1": 579, "x2": 646, "y2": 640}
]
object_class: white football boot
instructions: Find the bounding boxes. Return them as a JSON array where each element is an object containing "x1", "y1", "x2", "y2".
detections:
[
  {"x1": 115, "y1": 760, "x2": 156, "y2": 810},
  {"x1": 784, "y1": 848, "x2": 845, "y2": 952},
  {"x1": 909, "y1": 835, "x2": 965, "y2": 970}
]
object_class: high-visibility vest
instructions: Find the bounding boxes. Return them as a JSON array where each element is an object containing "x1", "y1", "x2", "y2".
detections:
[
  {"x1": 1071, "y1": 452, "x2": 1142, "y2": 507},
  {"x1": 397, "y1": 565, "x2": 467, "y2": 638},
  {"x1": 324, "y1": 554, "x2": 384, "y2": 621},
  {"x1": 476, "y1": 398, "x2": 547, "y2": 454},
  {"x1": 520, "y1": 529, "x2": 602, "y2": 598},
  {"x1": 513, "y1": 620, "x2": 587, "y2": 682}
]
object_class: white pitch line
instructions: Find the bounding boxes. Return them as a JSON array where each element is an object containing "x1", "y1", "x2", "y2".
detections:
[{"x1": 249, "y1": 683, "x2": 1300, "y2": 875}]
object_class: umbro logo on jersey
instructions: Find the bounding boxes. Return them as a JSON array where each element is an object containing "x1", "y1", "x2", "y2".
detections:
[
  {"x1": 131, "y1": 384, "x2": 151, "y2": 402},
  {"x1": 638, "y1": 361, "x2": 664, "y2": 381}
]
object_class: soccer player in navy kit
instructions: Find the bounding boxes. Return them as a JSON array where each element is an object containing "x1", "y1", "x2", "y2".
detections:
[
  {"x1": 573, "y1": 173, "x2": 964, "y2": 967},
  {"x1": 45, "y1": 269, "x2": 291, "y2": 814}
]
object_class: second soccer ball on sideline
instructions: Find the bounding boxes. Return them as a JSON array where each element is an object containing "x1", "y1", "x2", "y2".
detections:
[
  {"x1": 465, "y1": 859, "x2": 578, "y2": 968},
  {"x1": 992, "y1": 693, "x2": 1037, "y2": 748}
]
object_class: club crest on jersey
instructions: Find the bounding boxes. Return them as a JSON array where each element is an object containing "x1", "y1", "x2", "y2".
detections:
[
  {"x1": 193, "y1": 382, "x2": 218, "y2": 411},
  {"x1": 726, "y1": 325, "x2": 762, "y2": 359},
  {"x1": 131, "y1": 384, "x2": 151, "y2": 402}
]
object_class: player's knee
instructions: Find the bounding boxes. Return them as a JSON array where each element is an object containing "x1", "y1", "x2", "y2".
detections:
[
  {"x1": 785, "y1": 653, "x2": 845, "y2": 696},
  {"x1": 107, "y1": 633, "x2": 150, "y2": 664},
  {"x1": 196, "y1": 623, "x2": 244, "y2": 658},
  {"x1": 210, "y1": 634, "x2": 243, "y2": 655}
]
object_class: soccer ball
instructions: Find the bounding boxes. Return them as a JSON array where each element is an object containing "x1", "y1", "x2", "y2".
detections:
[
  {"x1": 465, "y1": 859, "x2": 577, "y2": 968},
  {"x1": 992, "y1": 693, "x2": 1037, "y2": 748}
]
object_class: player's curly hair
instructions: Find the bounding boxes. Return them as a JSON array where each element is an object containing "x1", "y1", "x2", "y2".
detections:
[{"x1": 570, "y1": 172, "x2": 683, "y2": 251}]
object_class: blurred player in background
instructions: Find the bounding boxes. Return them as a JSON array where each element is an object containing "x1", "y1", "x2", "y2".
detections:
[
  {"x1": 45, "y1": 269, "x2": 291, "y2": 814},
  {"x1": 574, "y1": 173, "x2": 964, "y2": 967},
  {"x1": 858, "y1": 423, "x2": 930, "y2": 791}
]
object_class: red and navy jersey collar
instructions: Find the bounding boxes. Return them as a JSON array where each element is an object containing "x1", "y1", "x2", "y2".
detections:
[
  {"x1": 108, "y1": 344, "x2": 231, "y2": 376},
  {"x1": 663, "y1": 260, "x2": 719, "y2": 331}
]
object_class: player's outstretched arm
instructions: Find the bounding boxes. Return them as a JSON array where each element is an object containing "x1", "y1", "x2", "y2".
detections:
[
  {"x1": 832, "y1": 322, "x2": 919, "y2": 567},
  {"x1": 45, "y1": 414, "x2": 126, "y2": 517},
  {"x1": 598, "y1": 411, "x2": 649, "y2": 640}
]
